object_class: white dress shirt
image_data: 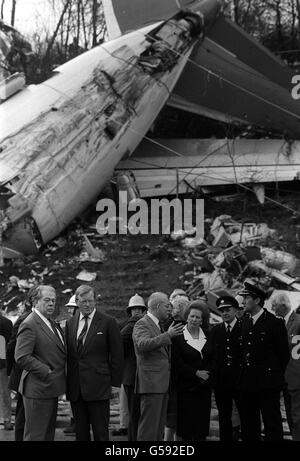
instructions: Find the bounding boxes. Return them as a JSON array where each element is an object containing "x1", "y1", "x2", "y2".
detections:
[
  {"x1": 34, "y1": 308, "x2": 64, "y2": 343},
  {"x1": 76, "y1": 308, "x2": 96, "y2": 343},
  {"x1": 183, "y1": 325, "x2": 206, "y2": 354},
  {"x1": 251, "y1": 308, "x2": 264, "y2": 325},
  {"x1": 147, "y1": 312, "x2": 160, "y2": 328},
  {"x1": 224, "y1": 317, "x2": 237, "y2": 331}
]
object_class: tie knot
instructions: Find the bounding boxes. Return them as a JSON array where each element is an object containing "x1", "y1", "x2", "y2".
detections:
[
  {"x1": 227, "y1": 324, "x2": 231, "y2": 333},
  {"x1": 83, "y1": 315, "x2": 89, "y2": 320}
]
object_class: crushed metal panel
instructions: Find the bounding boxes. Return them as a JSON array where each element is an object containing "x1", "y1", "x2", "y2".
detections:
[
  {"x1": 206, "y1": 15, "x2": 293, "y2": 90},
  {"x1": 0, "y1": 162, "x2": 18, "y2": 185},
  {"x1": 116, "y1": 138, "x2": 300, "y2": 196},
  {"x1": 103, "y1": 0, "x2": 300, "y2": 137},
  {"x1": 172, "y1": 37, "x2": 300, "y2": 137},
  {"x1": 102, "y1": 0, "x2": 217, "y2": 39}
]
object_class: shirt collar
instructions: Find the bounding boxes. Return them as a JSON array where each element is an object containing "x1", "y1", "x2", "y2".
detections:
[
  {"x1": 79, "y1": 308, "x2": 96, "y2": 321},
  {"x1": 225, "y1": 318, "x2": 237, "y2": 329},
  {"x1": 284, "y1": 310, "x2": 293, "y2": 325},
  {"x1": 34, "y1": 308, "x2": 51, "y2": 324},
  {"x1": 251, "y1": 308, "x2": 263, "y2": 324},
  {"x1": 147, "y1": 311, "x2": 159, "y2": 326},
  {"x1": 183, "y1": 325, "x2": 206, "y2": 353}
]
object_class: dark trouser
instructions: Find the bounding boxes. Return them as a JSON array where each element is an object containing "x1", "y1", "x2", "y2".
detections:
[
  {"x1": 23, "y1": 396, "x2": 58, "y2": 441},
  {"x1": 240, "y1": 390, "x2": 283, "y2": 441},
  {"x1": 214, "y1": 388, "x2": 241, "y2": 441},
  {"x1": 137, "y1": 393, "x2": 168, "y2": 441},
  {"x1": 15, "y1": 392, "x2": 25, "y2": 441},
  {"x1": 124, "y1": 384, "x2": 140, "y2": 441},
  {"x1": 284, "y1": 387, "x2": 300, "y2": 441},
  {"x1": 283, "y1": 387, "x2": 293, "y2": 435},
  {"x1": 72, "y1": 396, "x2": 109, "y2": 441}
]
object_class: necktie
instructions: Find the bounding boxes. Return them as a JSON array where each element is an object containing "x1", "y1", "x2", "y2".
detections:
[
  {"x1": 226, "y1": 324, "x2": 231, "y2": 334},
  {"x1": 77, "y1": 315, "x2": 89, "y2": 354},
  {"x1": 50, "y1": 320, "x2": 64, "y2": 345},
  {"x1": 158, "y1": 321, "x2": 165, "y2": 333}
]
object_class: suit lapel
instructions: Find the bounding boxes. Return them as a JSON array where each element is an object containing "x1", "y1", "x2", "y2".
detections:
[
  {"x1": 231, "y1": 320, "x2": 240, "y2": 337},
  {"x1": 69, "y1": 311, "x2": 80, "y2": 351},
  {"x1": 145, "y1": 315, "x2": 169, "y2": 358},
  {"x1": 146, "y1": 315, "x2": 161, "y2": 336},
  {"x1": 33, "y1": 312, "x2": 65, "y2": 353},
  {"x1": 286, "y1": 311, "x2": 295, "y2": 334}
]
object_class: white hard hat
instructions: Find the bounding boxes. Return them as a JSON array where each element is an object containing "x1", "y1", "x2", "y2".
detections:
[
  {"x1": 65, "y1": 294, "x2": 77, "y2": 307},
  {"x1": 127, "y1": 294, "x2": 146, "y2": 313}
]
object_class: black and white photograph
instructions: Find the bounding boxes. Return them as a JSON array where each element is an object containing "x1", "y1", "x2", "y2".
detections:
[{"x1": 1, "y1": 0, "x2": 300, "y2": 445}]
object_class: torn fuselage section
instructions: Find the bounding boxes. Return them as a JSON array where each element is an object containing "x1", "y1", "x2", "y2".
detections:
[
  {"x1": 138, "y1": 11, "x2": 203, "y2": 74},
  {"x1": 0, "y1": 166, "x2": 42, "y2": 255},
  {"x1": 0, "y1": 9, "x2": 204, "y2": 257}
]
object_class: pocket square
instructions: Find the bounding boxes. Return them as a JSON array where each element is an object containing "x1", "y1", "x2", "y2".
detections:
[{"x1": 96, "y1": 331, "x2": 103, "y2": 335}]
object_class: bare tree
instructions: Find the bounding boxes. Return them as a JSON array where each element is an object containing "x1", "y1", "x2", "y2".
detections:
[
  {"x1": 11, "y1": 0, "x2": 16, "y2": 25},
  {"x1": 1, "y1": 0, "x2": 5, "y2": 20},
  {"x1": 44, "y1": 0, "x2": 71, "y2": 64}
]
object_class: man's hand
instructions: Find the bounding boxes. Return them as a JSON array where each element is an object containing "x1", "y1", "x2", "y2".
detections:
[
  {"x1": 196, "y1": 370, "x2": 210, "y2": 381},
  {"x1": 167, "y1": 321, "x2": 184, "y2": 338}
]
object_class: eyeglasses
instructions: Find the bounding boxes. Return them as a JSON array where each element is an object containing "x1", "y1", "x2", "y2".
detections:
[{"x1": 157, "y1": 302, "x2": 171, "y2": 310}]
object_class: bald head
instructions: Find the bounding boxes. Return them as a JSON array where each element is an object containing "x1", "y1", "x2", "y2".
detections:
[{"x1": 148, "y1": 292, "x2": 171, "y2": 321}]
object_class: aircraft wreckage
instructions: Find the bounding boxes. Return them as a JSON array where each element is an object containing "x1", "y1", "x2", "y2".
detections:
[{"x1": 1, "y1": 0, "x2": 300, "y2": 256}]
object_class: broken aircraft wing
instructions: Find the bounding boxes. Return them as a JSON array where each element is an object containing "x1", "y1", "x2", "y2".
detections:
[{"x1": 0, "y1": 8, "x2": 209, "y2": 255}]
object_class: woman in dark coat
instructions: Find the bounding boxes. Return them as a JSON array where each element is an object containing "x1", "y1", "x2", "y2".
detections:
[{"x1": 172, "y1": 300, "x2": 212, "y2": 441}]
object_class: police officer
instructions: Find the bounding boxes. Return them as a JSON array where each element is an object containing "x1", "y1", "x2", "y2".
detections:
[
  {"x1": 238, "y1": 281, "x2": 290, "y2": 441},
  {"x1": 207, "y1": 296, "x2": 243, "y2": 441}
]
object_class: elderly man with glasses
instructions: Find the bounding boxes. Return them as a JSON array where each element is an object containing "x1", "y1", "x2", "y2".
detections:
[{"x1": 133, "y1": 292, "x2": 184, "y2": 441}]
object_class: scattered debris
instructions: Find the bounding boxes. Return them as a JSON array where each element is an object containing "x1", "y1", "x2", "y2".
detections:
[
  {"x1": 79, "y1": 234, "x2": 106, "y2": 263},
  {"x1": 76, "y1": 270, "x2": 97, "y2": 282},
  {"x1": 163, "y1": 214, "x2": 300, "y2": 312}
]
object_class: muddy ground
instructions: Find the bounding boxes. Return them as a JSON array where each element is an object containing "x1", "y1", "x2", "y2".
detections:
[{"x1": 1, "y1": 186, "x2": 300, "y2": 324}]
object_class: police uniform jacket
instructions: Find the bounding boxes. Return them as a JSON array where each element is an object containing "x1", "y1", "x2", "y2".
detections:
[
  {"x1": 207, "y1": 319, "x2": 243, "y2": 390},
  {"x1": 239, "y1": 309, "x2": 289, "y2": 391}
]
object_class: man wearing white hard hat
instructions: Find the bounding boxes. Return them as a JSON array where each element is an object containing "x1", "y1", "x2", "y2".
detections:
[
  {"x1": 65, "y1": 295, "x2": 78, "y2": 316},
  {"x1": 119, "y1": 294, "x2": 147, "y2": 441}
]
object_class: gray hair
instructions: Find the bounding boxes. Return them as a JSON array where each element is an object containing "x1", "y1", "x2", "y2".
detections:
[
  {"x1": 271, "y1": 291, "x2": 291, "y2": 309},
  {"x1": 172, "y1": 295, "x2": 190, "y2": 312},
  {"x1": 33, "y1": 285, "x2": 56, "y2": 305},
  {"x1": 75, "y1": 285, "x2": 95, "y2": 301}
]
